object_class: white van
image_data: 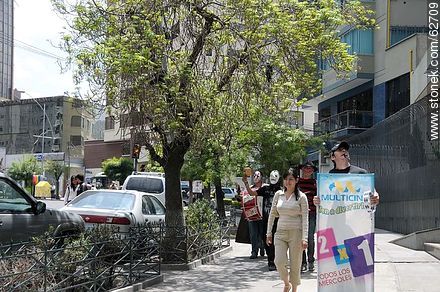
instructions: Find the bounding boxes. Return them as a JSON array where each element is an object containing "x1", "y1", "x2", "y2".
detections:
[{"x1": 122, "y1": 173, "x2": 166, "y2": 205}]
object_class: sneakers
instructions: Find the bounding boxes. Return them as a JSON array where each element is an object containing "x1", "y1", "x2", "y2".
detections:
[
  {"x1": 308, "y1": 262, "x2": 315, "y2": 272},
  {"x1": 301, "y1": 263, "x2": 307, "y2": 272},
  {"x1": 268, "y1": 263, "x2": 277, "y2": 271},
  {"x1": 249, "y1": 252, "x2": 258, "y2": 259},
  {"x1": 260, "y1": 248, "x2": 265, "y2": 257}
]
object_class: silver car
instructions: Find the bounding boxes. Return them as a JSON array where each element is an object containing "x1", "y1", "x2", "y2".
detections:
[
  {"x1": 0, "y1": 172, "x2": 85, "y2": 244},
  {"x1": 61, "y1": 189, "x2": 165, "y2": 233}
]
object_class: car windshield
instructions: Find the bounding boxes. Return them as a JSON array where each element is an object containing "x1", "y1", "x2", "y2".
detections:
[
  {"x1": 222, "y1": 188, "x2": 232, "y2": 194},
  {"x1": 69, "y1": 191, "x2": 135, "y2": 211},
  {"x1": 125, "y1": 177, "x2": 163, "y2": 194}
]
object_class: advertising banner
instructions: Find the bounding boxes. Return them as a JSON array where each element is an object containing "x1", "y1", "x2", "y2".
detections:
[{"x1": 317, "y1": 173, "x2": 375, "y2": 292}]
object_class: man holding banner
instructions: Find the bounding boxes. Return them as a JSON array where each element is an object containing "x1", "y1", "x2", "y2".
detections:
[{"x1": 314, "y1": 141, "x2": 379, "y2": 292}]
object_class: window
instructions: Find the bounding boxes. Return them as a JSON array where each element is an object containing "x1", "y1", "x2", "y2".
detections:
[
  {"x1": 70, "y1": 135, "x2": 83, "y2": 146},
  {"x1": 0, "y1": 179, "x2": 31, "y2": 212},
  {"x1": 149, "y1": 196, "x2": 165, "y2": 215},
  {"x1": 105, "y1": 116, "x2": 115, "y2": 130},
  {"x1": 142, "y1": 196, "x2": 165, "y2": 215},
  {"x1": 71, "y1": 116, "x2": 81, "y2": 127},
  {"x1": 337, "y1": 89, "x2": 373, "y2": 113},
  {"x1": 120, "y1": 112, "x2": 142, "y2": 128},
  {"x1": 319, "y1": 107, "x2": 331, "y2": 120},
  {"x1": 386, "y1": 73, "x2": 410, "y2": 117},
  {"x1": 341, "y1": 29, "x2": 374, "y2": 55},
  {"x1": 390, "y1": 26, "x2": 428, "y2": 46},
  {"x1": 69, "y1": 191, "x2": 135, "y2": 210},
  {"x1": 125, "y1": 177, "x2": 164, "y2": 194}
]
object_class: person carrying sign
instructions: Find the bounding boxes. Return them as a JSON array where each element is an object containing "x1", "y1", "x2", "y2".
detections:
[
  {"x1": 242, "y1": 170, "x2": 265, "y2": 259},
  {"x1": 266, "y1": 168, "x2": 308, "y2": 292},
  {"x1": 313, "y1": 141, "x2": 380, "y2": 205}
]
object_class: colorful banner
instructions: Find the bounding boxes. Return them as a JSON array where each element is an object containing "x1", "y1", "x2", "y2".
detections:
[{"x1": 317, "y1": 174, "x2": 375, "y2": 292}]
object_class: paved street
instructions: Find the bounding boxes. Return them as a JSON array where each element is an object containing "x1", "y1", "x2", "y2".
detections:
[
  {"x1": 143, "y1": 229, "x2": 440, "y2": 292},
  {"x1": 41, "y1": 198, "x2": 65, "y2": 209}
]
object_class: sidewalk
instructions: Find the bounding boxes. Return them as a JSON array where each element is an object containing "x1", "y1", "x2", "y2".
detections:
[{"x1": 143, "y1": 229, "x2": 440, "y2": 292}]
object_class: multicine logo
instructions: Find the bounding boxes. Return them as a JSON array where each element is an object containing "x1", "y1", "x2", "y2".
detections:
[{"x1": 328, "y1": 181, "x2": 361, "y2": 194}]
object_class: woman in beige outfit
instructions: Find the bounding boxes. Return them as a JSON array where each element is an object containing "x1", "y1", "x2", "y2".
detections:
[{"x1": 266, "y1": 168, "x2": 308, "y2": 292}]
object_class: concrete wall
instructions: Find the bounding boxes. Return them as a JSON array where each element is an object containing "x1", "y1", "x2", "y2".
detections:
[
  {"x1": 376, "y1": 34, "x2": 428, "y2": 85},
  {"x1": 390, "y1": 0, "x2": 428, "y2": 27},
  {"x1": 376, "y1": 198, "x2": 440, "y2": 235}
]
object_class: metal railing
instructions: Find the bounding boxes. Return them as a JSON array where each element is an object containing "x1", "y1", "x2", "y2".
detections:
[
  {"x1": 0, "y1": 220, "x2": 232, "y2": 290},
  {"x1": 0, "y1": 225, "x2": 161, "y2": 291},
  {"x1": 347, "y1": 96, "x2": 440, "y2": 234},
  {"x1": 314, "y1": 110, "x2": 373, "y2": 136},
  {"x1": 161, "y1": 219, "x2": 231, "y2": 264}
]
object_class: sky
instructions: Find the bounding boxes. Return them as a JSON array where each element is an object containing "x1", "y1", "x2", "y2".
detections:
[{"x1": 14, "y1": 0, "x2": 76, "y2": 98}]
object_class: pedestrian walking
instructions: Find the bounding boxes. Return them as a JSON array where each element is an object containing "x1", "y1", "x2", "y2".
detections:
[
  {"x1": 266, "y1": 168, "x2": 308, "y2": 292},
  {"x1": 242, "y1": 170, "x2": 266, "y2": 259},
  {"x1": 75, "y1": 174, "x2": 91, "y2": 196},
  {"x1": 64, "y1": 175, "x2": 78, "y2": 205},
  {"x1": 243, "y1": 170, "x2": 282, "y2": 271},
  {"x1": 313, "y1": 141, "x2": 380, "y2": 205},
  {"x1": 297, "y1": 161, "x2": 318, "y2": 273}
]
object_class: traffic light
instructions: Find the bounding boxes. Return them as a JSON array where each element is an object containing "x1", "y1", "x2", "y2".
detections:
[{"x1": 132, "y1": 144, "x2": 140, "y2": 159}]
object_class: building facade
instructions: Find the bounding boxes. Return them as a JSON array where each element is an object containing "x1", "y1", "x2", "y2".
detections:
[
  {"x1": 0, "y1": 0, "x2": 14, "y2": 99},
  {"x1": 0, "y1": 96, "x2": 94, "y2": 173},
  {"x1": 314, "y1": 0, "x2": 428, "y2": 140}
]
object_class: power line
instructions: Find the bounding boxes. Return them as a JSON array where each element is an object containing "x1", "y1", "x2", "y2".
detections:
[{"x1": 0, "y1": 33, "x2": 66, "y2": 61}]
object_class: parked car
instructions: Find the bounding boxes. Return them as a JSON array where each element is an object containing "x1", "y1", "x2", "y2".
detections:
[
  {"x1": 61, "y1": 189, "x2": 165, "y2": 233},
  {"x1": 0, "y1": 172, "x2": 85, "y2": 244},
  {"x1": 122, "y1": 173, "x2": 165, "y2": 205},
  {"x1": 122, "y1": 172, "x2": 190, "y2": 206},
  {"x1": 222, "y1": 187, "x2": 237, "y2": 200}
]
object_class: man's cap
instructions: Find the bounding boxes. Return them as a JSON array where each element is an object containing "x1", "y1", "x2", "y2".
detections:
[
  {"x1": 331, "y1": 141, "x2": 350, "y2": 152},
  {"x1": 298, "y1": 161, "x2": 318, "y2": 171}
]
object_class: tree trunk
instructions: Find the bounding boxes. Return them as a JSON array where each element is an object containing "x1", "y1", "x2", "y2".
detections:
[
  {"x1": 214, "y1": 175, "x2": 225, "y2": 218},
  {"x1": 203, "y1": 182, "x2": 211, "y2": 201},
  {"x1": 188, "y1": 179, "x2": 194, "y2": 204},
  {"x1": 164, "y1": 150, "x2": 186, "y2": 228},
  {"x1": 161, "y1": 142, "x2": 189, "y2": 263}
]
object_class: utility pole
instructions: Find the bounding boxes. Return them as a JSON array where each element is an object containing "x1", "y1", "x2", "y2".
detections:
[{"x1": 42, "y1": 104, "x2": 46, "y2": 176}]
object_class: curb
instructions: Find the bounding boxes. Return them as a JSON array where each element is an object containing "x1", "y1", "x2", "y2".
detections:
[
  {"x1": 111, "y1": 245, "x2": 232, "y2": 291},
  {"x1": 112, "y1": 275, "x2": 164, "y2": 292},
  {"x1": 162, "y1": 245, "x2": 233, "y2": 271}
]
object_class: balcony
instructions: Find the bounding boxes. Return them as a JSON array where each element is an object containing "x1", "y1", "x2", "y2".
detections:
[{"x1": 313, "y1": 110, "x2": 373, "y2": 138}]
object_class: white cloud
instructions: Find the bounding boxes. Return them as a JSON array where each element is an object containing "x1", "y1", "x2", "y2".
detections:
[{"x1": 14, "y1": 0, "x2": 76, "y2": 98}]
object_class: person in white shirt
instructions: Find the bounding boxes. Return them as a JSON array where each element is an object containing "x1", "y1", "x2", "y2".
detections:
[
  {"x1": 266, "y1": 168, "x2": 308, "y2": 292},
  {"x1": 64, "y1": 175, "x2": 78, "y2": 205}
]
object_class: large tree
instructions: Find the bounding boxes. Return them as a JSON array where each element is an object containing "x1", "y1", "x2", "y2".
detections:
[{"x1": 52, "y1": 0, "x2": 374, "y2": 229}]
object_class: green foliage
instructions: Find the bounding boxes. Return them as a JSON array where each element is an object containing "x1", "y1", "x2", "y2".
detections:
[
  {"x1": 236, "y1": 118, "x2": 323, "y2": 175},
  {"x1": 7, "y1": 156, "x2": 42, "y2": 187},
  {"x1": 185, "y1": 199, "x2": 219, "y2": 229},
  {"x1": 44, "y1": 160, "x2": 64, "y2": 180},
  {"x1": 52, "y1": 0, "x2": 374, "y2": 229},
  {"x1": 185, "y1": 199, "x2": 221, "y2": 260},
  {"x1": 102, "y1": 157, "x2": 134, "y2": 184}
]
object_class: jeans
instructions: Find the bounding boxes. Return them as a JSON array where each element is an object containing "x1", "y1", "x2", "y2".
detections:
[
  {"x1": 302, "y1": 213, "x2": 316, "y2": 264},
  {"x1": 248, "y1": 220, "x2": 264, "y2": 255}
]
